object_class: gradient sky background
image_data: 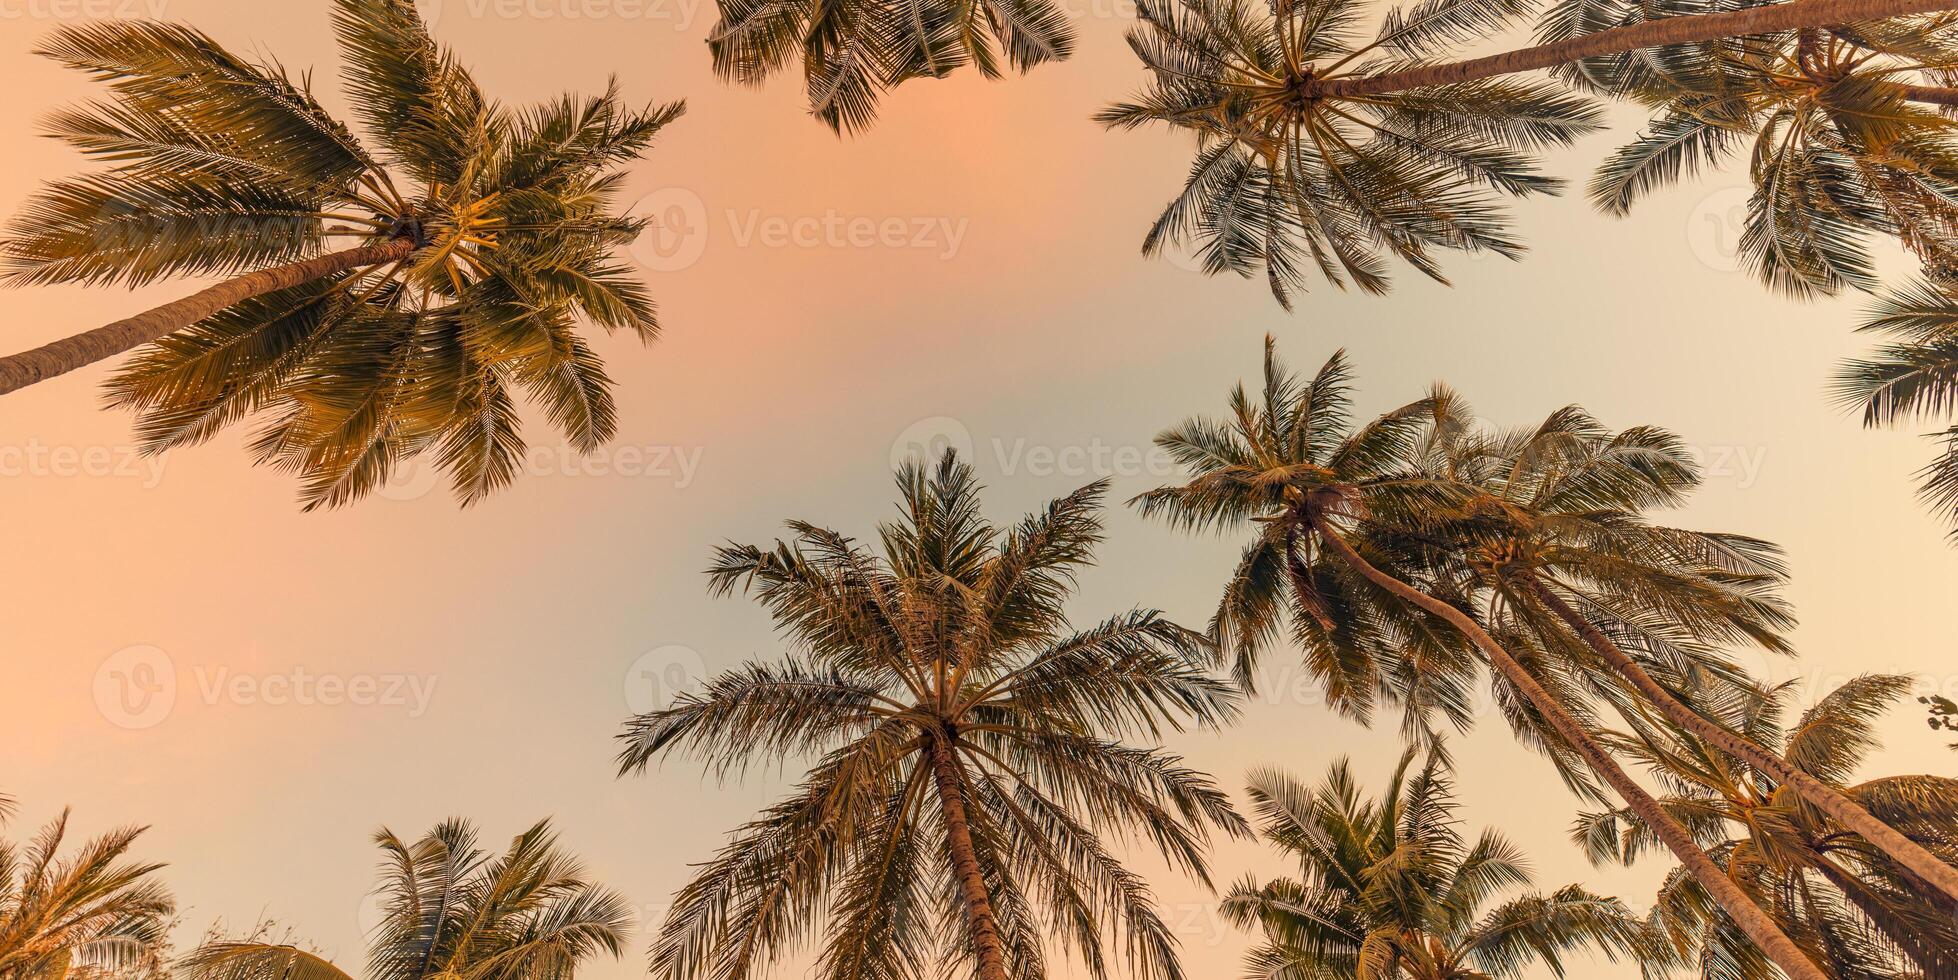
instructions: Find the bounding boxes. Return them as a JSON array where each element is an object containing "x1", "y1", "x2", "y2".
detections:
[{"x1": 2, "y1": 2, "x2": 1956, "y2": 979}]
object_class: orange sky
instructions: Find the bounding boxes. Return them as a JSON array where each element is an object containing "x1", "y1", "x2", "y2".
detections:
[{"x1": 1, "y1": 3, "x2": 1955, "y2": 980}]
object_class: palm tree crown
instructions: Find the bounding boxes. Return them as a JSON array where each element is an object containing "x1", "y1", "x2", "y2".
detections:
[
  {"x1": 0, "y1": 805, "x2": 174, "y2": 980},
  {"x1": 1836, "y1": 279, "x2": 1958, "y2": 539},
  {"x1": 0, "y1": 0, "x2": 684, "y2": 508},
  {"x1": 1582, "y1": 11, "x2": 1958, "y2": 297},
  {"x1": 707, "y1": 0, "x2": 1072, "y2": 133},
  {"x1": 179, "y1": 819, "x2": 631, "y2": 980},
  {"x1": 1222, "y1": 749, "x2": 1662, "y2": 980},
  {"x1": 1130, "y1": 338, "x2": 1482, "y2": 729},
  {"x1": 1580, "y1": 674, "x2": 1958, "y2": 977},
  {"x1": 618, "y1": 451, "x2": 1249, "y2": 980},
  {"x1": 1100, "y1": 0, "x2": 1603, "y2": 306}
]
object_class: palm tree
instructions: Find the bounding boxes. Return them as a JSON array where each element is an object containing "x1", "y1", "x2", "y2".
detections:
[
  {"x1": 1222, "y1": 749, "x2": 1665, "y2": 980},
  {"x1": 179, "y1": 819, "x2": 631, "y2": 980},
  {"x1": 1583, "y1": 12, "x2": 1958, "y2": 298},
  {"x1": 1132, "y1": 337, "x2": 1827, "y2": 980},
  {"x1": 1102, "y1": 0, "x2": 1958, "y2": 305},
  {"x1": 1378, "y1": 403, "x2": 1958, "y2": 907},
  {"x1": 707, "y1": 0, "x2": 1072, "y2": 133},
  {"x1": 0, "y1": 0, "x2": 685, "y2": 508},
  {"x1": 0, "y1": 803, "x2": 174, "y2": 980},
  {"x1": 1578, "y1": 674, "x2": 1958, "y2": 977},
  {"x1": 1835, "y1": 280, "x2": 1958, "y2": 539},
  {"x1": 616, "y1": 451, "x2": 1250, "y2": 980}
]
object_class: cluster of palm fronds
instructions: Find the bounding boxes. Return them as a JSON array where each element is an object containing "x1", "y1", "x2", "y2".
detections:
[
  {"x1": 1099, "y1": 0, "x2": 1958, "y2": 534},
  {"x1": 0, "y1": 803, "x2": 633, "y2": 980},
  {"x1": 1123, "y1": 337, "x2": 1958, "y2": 980},
  {"x1": 1107, "y1": 0, "x2": 1958, "y2": 301},
  {"x1": 0, "y1": 0, "x2": 683, "y2": 507},
  {"x1": 618, "y1": 456, "x2": 1249, "y2": 980},
  {"x1": 0, "y1": 803, "x2": 173, "y2": 980}
]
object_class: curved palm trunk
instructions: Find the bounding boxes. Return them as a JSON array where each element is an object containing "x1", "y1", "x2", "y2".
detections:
[
  {"x1": 1522, "y1": 576, "x2": 1958, "y2": 905},
  {"x1": 0, "y1": 238, "x2": 415, "y2": 396},
  {"x1": 926, "y1": 729, "x2": 1010, "y2": 980},
  {"x1": 1305, "y1": 515, "x2": 1827, "y2": 980},
  {"x1": 1317, "y1": 0, "x2": 1958, "y2": 98}
]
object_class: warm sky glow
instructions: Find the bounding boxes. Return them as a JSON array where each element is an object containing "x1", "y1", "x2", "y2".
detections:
[{"x1": 2, "y1": 3, "x2": 1955, "y2": 979}]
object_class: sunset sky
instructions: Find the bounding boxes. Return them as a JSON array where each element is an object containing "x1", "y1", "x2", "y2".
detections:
[{"x1": 2, "y1": 2, "x2": 1955, "y2": 979}]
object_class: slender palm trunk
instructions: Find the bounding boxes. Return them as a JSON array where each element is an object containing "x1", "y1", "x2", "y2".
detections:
[
  {"x1": 1523, "y1": 576, "x2": 1958, "y2": 904},
  {"x1": 1305, "y1": 515, "x2": 1826, "y2": 980},
  {"x1": 0, "y1": 238, "x2": 415, "y2": 396},
  {"x1": 926, "y1": 728, "x2": 1010, "y2": 980},
  {"x1": 1316, "y1": 0, "x2": 1958, "y2": 98}
]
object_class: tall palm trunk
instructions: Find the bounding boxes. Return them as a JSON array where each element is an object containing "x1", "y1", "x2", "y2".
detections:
[
  {"x1": 1316, "y1": 0, "x2": 1958, "y2": 98},
  {"x1": 926, "y1": 728, "x2": 1010, "y2": 980},
  {"x1": 1522, "y1": 576, "x2": 1958, "y2": 905},
  {"x1": 1305, "y1": 514, "x2": 1827, "y2": 980},
  {"x1": 0, "y1": 238, "x2": 415, "y2": 396}
]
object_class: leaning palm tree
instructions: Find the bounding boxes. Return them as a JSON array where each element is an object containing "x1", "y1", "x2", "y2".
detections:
[
  {"x1": 1835, "y1": 280, "x2": 1958, "y2": 540},
  {"x1": 1133, "y1": 337, "x2": 1828, "y2": 980},
  {"x1": 1579, "y1": 674, "x2": 1958, "y2": 977},
  {"x1": 707, "y1": 0, "x2": 1072, "y2": 133},
  {"x1": 616, "y1": 451, "x2": 1249, "y2": 980},
  {"x1": 178, "y1": 819, "x2": 630, "y2": 980},
  {"x1": 1584, "y1": 11, "x2": 1958, "y2": 298},
  {"x1": 1378, "y1": 403, "x2": 1958, "y2": 905},
  {"x1": 1103, "y1": 0, "x2": 1958, "y2": 305},
  {"x1": 0, "y1": 0, "x2": 684, "y2": 508},
  {"x1": 0, "y1": 805, "x2": 174, "y2": 980},
  {"x1": 1223, "y1": 749, "x2": 1664, "y2": 980}
]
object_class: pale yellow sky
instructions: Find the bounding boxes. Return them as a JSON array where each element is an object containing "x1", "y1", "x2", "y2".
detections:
[{"x1": 1, "y1": 3, "x2": 1954, "y2": 980}]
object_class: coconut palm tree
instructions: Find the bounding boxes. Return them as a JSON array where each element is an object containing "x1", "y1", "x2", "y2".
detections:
[
  {"x1": 707, "y1": 0, "x2": 1072, "y2": 133},
  {"x1": 1835, "y1": 279, "x2": 1958, "y2": 539},
  {"x1": 1583, "y1": 11, "x2": 1958, "y2": 297},
  {"x1": 0, "y1": 0, "x2": 685, "y2": 508},
  {"x1": 1577, "y1": 674, "x2": 1958, "y2": 977},
  {"x1": 1375, "y1": 403, "x2": 1958, "y2": 906},
  {"x1": 178, "y1": 819, "x2": 631, "y2": 980},
  {"x1": 0, "y1": 804, "x2": 174, "y2": 980},
  {"x1": 616, "y1": 451, "x2": 1249, "y2": 980},
  {"x1": 1102, "y1": 0, "x2": 1958, "y2": 305},
  {"x1": 1132, "y1": 336, "x2": 1828, "y2": 980},
  {"x1": 1223, "y1": 749, "x2": 1665, "y2": 980}
]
